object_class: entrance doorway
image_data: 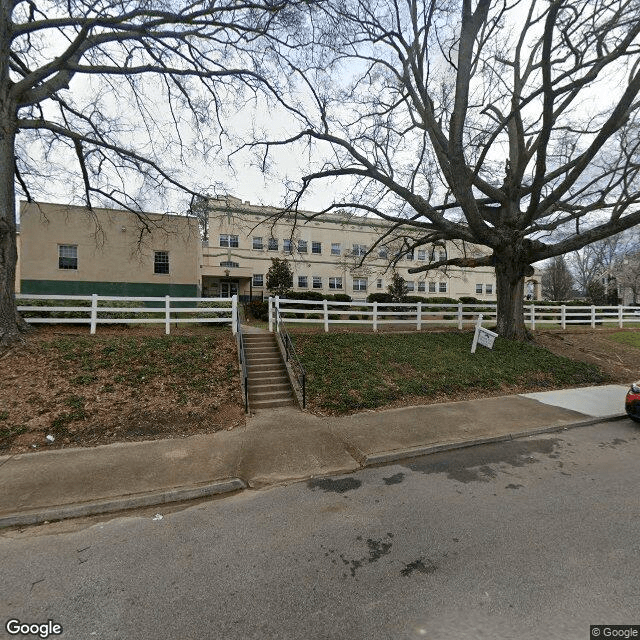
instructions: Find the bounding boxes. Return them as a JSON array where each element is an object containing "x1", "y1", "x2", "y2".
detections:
[{"x1": 220, "y1": 281, "x2": 239, "y2": 298}]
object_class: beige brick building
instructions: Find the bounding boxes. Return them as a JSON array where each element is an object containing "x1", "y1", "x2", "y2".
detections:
[
  {"x1": 204, "y1": 196, "x2": 502, "y2": 301},
  {"x1": 17, "y1": 197, "x2": 541, "y2": 300}
]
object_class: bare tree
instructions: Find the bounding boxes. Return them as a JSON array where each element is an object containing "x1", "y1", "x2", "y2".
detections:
[
  {"x1": 541, "y1": 255, "x2": 574, "y2": 301},
  {"x1": 1, "y1": 0, "x2": 302, "y2": 344},
  {"x1": 569, "y1": 232, "x2": 638, "y2": 294},
  {"x1": 617, "y1": 252, "x2": 640, "y2": 304},
  {"x1": 258, "y1": 0, "x2": 640, "y2": 339}
]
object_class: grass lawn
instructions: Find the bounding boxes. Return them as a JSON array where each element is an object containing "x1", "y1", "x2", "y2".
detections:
[
  {"x1": 605, "y1": 331, "x2": 640, "y2": 349},
  {"x1": 292, "y1": 331, "x2": 607, "y2": 413}
]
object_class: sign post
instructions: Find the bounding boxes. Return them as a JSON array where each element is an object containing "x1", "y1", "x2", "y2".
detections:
[{"x1": 471, "y1": 314, "x2": 499, "y2": 353}]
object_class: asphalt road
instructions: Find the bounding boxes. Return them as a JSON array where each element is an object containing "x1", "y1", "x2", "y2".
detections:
[{"x1": 1, "y1": 419, "x2": 639, "y2": 640}]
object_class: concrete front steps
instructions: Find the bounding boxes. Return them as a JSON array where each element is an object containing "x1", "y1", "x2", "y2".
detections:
[{"x1": 243, "y1": 333, "x2": 296, "y2": 409}]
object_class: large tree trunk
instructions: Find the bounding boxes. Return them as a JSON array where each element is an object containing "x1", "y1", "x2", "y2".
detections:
[
  {"x1": 0, "y1": 121, "x2": 28, "y2": 346},
  {"x1": 495, "y1": 258, "x2": 528, "y2": 340}
]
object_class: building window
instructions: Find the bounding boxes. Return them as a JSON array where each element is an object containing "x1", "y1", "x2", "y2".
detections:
[
  {"x1": 268, "y1": 237, "x2": 278, "y2": 251},
  {"x1": 352, "y1": 244, "x2": 367, "y2": 257},
  {"x1": 486, "y1": 284, "x2": 493, "y2": 295},
  {"x1": 377, "y1": 279, "x2": 383, "y2": 289},
  {"x1": 406, "y1": 281, "x2": 415, "y2": 291},
  {"x1": 58, "y1": 244, "x2": 78, "y2": 270},
  {"x1": 253, "y1": 274, "x2": 264, "y2": 287},
  {"x1": 331, "y1": 243, "x2": 341, "y2": 256},
  {"x1": 252, "y1": 237, "x2": 263, "y2": 250},
  {"x1": 283, "y1": 239, "x2": 293, "y2": 253},
  {"x1": 298, "y1": 275, "x2": 308, "y2": 288},
  {"x1": 417, "y1": 250, "x2": 426, "y2": 261},
  {"x1": 476, "y1": 283, "x2": 483, "y2": 294},
  {"x1": 439, "y1": 249, "x2": 447, "y2": 261},
  {"x1": 298, "y1": 239, "x2": 308, "y2": 253},
  {"x1": 429, "y1": 282, "x2": 436, "y2": 293},
  {"x1": 312, "y1": 241, "x2": 322, "y2": 254},
  {"x1": 312, "y1": 276, "x2": 322, "y2": 289},
  {"x1": 439, "y1": 281, "x2": 447, "y2": 293},
  {"x1": 378, "y1": 248, "x2": 388, "y2": 259},
  {"x1": 353, "y1": 278, "x2": 367, "y2": 291},
  {"x1": 405, "y1": 251, "x2": 414, "y2": 261},
  {"x1": 219, "y1": 234, "x2": 238, "y2": 248},
  {"x1": 154, "y1": 251, "x2": 170, "y2": 274},
  {"x1": 418, "y1": 281, "x2": 426, "y2": 292},
  {"x1": 220, "y1": 261, "x2": 239, "y2": 268},
  {"x1": 329, "y1": 277, "x2": 343, "y2": 289}
]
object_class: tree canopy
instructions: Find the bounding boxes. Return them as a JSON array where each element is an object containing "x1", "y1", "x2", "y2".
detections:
[
  {"x1": 257, "y1": 0, "x2": 640, "y2": 338},
  {"x1": 0, "y1": 0, "x2": 302, "y2": 343}
]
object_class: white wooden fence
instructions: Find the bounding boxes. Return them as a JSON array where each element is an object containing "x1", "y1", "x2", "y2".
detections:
[
  {"x1": 268, "y1": 296, "x2": 640, "y2": 332},
  {"x1": 16, "y1": 293, "x2": 237, "y2": 335}
]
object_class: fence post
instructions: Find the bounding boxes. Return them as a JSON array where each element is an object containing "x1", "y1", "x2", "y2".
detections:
[
  {"x1": 591, "y1": 305, "x2": 596, "y2": 329},
  {"x1": 457, "y1": 303, "x2": 463, "y2": 330},
  {"x1": 619, "y1": 305, "x2": 623, "y2": 329},
  {"x1": 165, "y1": 295, "x2": 171, "y2": 335},
  {"x1": 323, "y1": 299, "x2": 329, "y2": 333},
  {"x1": 275, "y1": 296, "x2": 280, "y2": 332},
  {"x1": 373, "y1": 301, "x2": 378, "y2": 332},
  {"x1": 531, "y1": 304, "x2": 536, "y2": 331},
  {"x1": 416, "y1": 302, "x2": 422, "y2": 331},
  {"x1": 231, "y1": 294, "x2": 238, "y2": 335},
  {"x1": 90, "y1": 293, "x2": 98, "y2": 335},
  {"x1": 268, "y1": 297, "x2": 273, "y2": 332},
  {"x1": 561, "y1": 305, "x2": 566, "y2": 330}
]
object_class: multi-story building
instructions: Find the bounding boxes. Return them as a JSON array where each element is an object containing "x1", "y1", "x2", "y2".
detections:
[
  {"x1": 203, "y1": 195, "x2": 508, "y2": 300},
  {"x1": 17, "y1": 196, "x2": 541, "y2": 300}
]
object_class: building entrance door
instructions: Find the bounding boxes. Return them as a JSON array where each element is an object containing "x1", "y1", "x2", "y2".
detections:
[{"x1": 220, "y1": 281, "x2": 238, "y2": 298}]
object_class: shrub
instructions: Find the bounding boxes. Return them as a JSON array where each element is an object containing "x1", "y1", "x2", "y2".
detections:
[
  {"x1": 367, "y1": 292, "x2": 393, "y2": 303},
  {"x1": 245, "y1": 300, "x2": 269, "y2": 321}
]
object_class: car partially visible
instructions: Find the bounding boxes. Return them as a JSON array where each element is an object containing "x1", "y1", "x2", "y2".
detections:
[{"x1": 625, "y1": 382, "x2": 640, "y2": 422}]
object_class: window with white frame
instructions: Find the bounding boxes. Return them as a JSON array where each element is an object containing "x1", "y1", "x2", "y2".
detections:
[
  {"x1": 298, "y1": 239, "x2": 308, "y2": 253},
  {"x1": 219, "y1": 234, "x2": 238, "y2": 248},
  {"x1": 58, "y1": 244, "x2": 78, "y2": 270},
  {"x1": 252, "y1": 237, "x2": 263, "y2": 250},
  {"x1": 329, "y1": 277, "x2": 343, "y2": 289},
  {"x1": 353, "y1": 278, "x2": 367, "y2": 291},
  {"x1": 253, "y1": 274, "x2": 264, "y2": 287},
  {"x1": 486, "y1": 284, "x2": 493, "y2": 295},
  {"x1": 331, "y1": 243, "x2": 341, "y2": 256},
  {"x1": 476, "y1": 283, "x2": 483, "y2": 294},
  {"x1": 429, "y1": 281, "x2": 436, "y2": 293},
  {"x1": 439, "y1": 249, "x2": 447, "y2": 261},
  {"x1": 268, "y1": 237, "x2": 278, "y2": 251},
  {"x1": 439, "y1": 281, "x2": 447, "y2": 293},
  {"x1": 377, "y1": 278, "x2": 383, "y2": 289},
  {"x1": 405, "y1": 251, "x2": 414, "y2": 261},
  {"x1": 418, "y1": 281, "x2": 426, "y2": 292},
  {"x1": 312, "y1": 241, "x2": 322, "y2": 254},
  {"x1": 312, "y1": 276, "x2": 322, "y2": 289},
  {"x1": 154, "y1": 250, "x2": 169, "y2": 274},
  {"x1": 406, "y1": 281, "x2": 415, "y2": 291},
  {"x1": 283, "y1": 239, "x2": 293, "y2": 253},
  {"x1": 352, "y1": 244, "x2": 367, "y2": 257},
  {"x1": 298, "y1": 275, "x2": 308, "y2": 288},
  {"x1": 378, "y1": 248, "x2": 388, "y2": 259},
  {"x1": 418, "y1": 250, "x2": 426, "y2": 261}
]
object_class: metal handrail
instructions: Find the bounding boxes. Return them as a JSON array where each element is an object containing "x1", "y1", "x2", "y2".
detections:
[
  {"x1": 236, "y1": 312, "x2": 249, "y2": 412},
  {"x1": 274, "y1": 307, "x2": 307, "y2": 409}
]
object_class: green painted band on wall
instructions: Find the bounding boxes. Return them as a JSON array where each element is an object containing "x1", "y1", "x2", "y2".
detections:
[{"x1": 20, "y1": 280, "x2": 198, "y2": 297}]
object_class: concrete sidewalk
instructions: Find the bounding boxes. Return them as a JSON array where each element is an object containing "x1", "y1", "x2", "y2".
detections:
[{"x1": 0, "y1": 384, "x2": 630, "y2": 528}]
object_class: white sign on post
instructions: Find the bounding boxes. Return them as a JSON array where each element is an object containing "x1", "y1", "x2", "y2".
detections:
[{"x1": 471, "y1": 314, "x2": 499, "y2": 353}]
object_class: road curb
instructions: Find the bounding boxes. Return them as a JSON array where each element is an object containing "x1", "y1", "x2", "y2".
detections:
[
  {"x1": 0, "y1": 477, "x2": 247, "y2": 529},
  {"x1": 362, "y1": 414, "x2": 627, "y2": 467}
]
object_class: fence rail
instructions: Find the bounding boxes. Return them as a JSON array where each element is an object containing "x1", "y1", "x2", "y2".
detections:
[
  {"x1": 268, "y1": 296, "x2": 640, "y2": 332},
  {"x1": 16, "y1": 293, "x2": 237, "y2": 335}
]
